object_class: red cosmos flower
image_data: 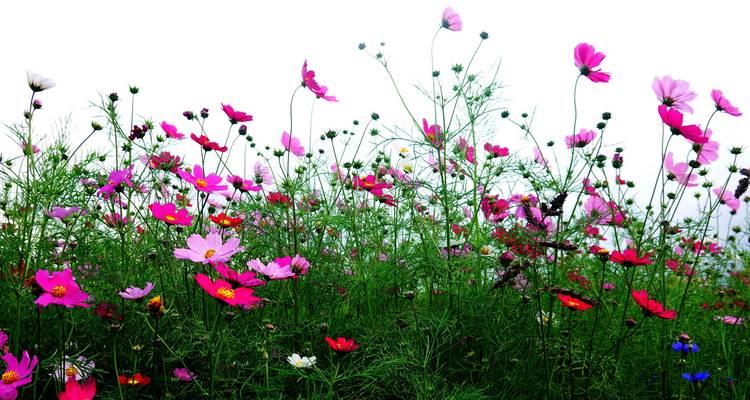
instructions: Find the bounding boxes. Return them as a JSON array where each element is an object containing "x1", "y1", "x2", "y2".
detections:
[
  {"x1": 557, "y1": 293, "x2": 593, "y2": 311},
  {"x1": 353, "y1": 175, "x2": 392, "y2": 197},
  {"x1": 267, "y1": 192, "x2": 291, "y2": 207},
  {"x1": 221, "y1": 103, "x2": 253, "y2": 124},
  {"x1": 657, "y1": 105, "x2": 707, "y2": 144},
  {"x1": 118, "y1": 373, "x2": 151, "y2": 387},
  {"x1": 610, "y1": 248, "x2": 652, "y2": 267},
  {"x1": 209, "y1": 213, "x2": 243, "y2": 229},
  {"x1": 325, "y1": 337, "x2": 359, "y2": 353},
  {"x1": 631, "y1": 290, "x2": 677, "y2": 319},
  {"x1": 148, "y1": 151, "x2": 182, "y2": 173},
  {"x1": 195, "y1": 274, "x2": 262, "y2": 308},
  {"x1": 190, "y1": 133, "x2": 228, "y2": 152}
]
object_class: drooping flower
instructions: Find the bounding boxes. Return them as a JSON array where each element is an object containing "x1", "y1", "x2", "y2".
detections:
[
  {"x1": 173, "y1": 233, "x2": 242, "y2": 264},
  {"x1": 247, "y1": 259, "x2": 295, "y2": 280},
  {"x1": 46, "y1": 206, "x2": 81, "y2": 221},
  {"x1": 118, "y1": 373, "x2": 151, "y2": 387},
  {"x1": 149, "y1": 202, "x2": 193, "y2": 226},
  {"x1": 631, "y1": 290, "x2": 677, "y2": 319},
  {"x1": 212, "y1": 262, "x2": 265, "y2": 288},
  {"x1": 0, "y1": 351, "x2": 38, "y2": 399},
  {"x1": 226, "y1": 175, "x2": 261, "y2": 192},
  {"x1": 287, "y1": 354, "x2": 316, "y2": 368},
  {"x1": 658, "y1": 105, "x2": 707, "y2": 144},
  {"x1": 422, "y1": 118, "x2": 443, "y2": 148},
  {"x1": 35, "y1": 268, "x2": 90, "y2": 308},
  {"x1": 565, "y1": 129, "x2": 597, "y2": 149},
  {"x1": 652, "y1": 76, "x2": 697, "y2": 113},
  {"x1": 301, "y1": 60, "x2": 338, "y2": 102},
  {"x1": 51, "y1": 356, "x2": 95, "y2": 383},
  {"x1": 484, "y1": 143, "x2": 509, "y2": 158},
  {"x1": 610, "y1": 248, "x2": 652, "y2": 267},
  {"x1": 253, "y1": 162, "x2": 273, "y2": 186},
  {"x1": 281, "y1": 132, "x2": 305, "y2": 157},
  {"x1": 190, "y1": 133, "x2": 227, "y2": 152},
  {"x1": 440, "y1": 7, "x2": 462, "y2": 31},
  {"x1": 26, "y1": 70, "x2": 56, "y2": 92},
  {"x1": 711, "y1": 89, "x2": 741, "y2": 116},
  {"x1": 57, "y1": 378, "x2": 96, "y2": 400},
  {"x1": 713, "y1": 187, "x2": 740, "y2": 213},
  {"x1": 178, "y1": 165, "x2": 228, "y2": 193},
  {"x1": 221, "y1": 103, "x2": 253, "y2": 124},
  {"x1": 664, "y1": 152, "x2": 698, "y2": 187},
  {"x1": 573, "y1": 43, "x2": 610, "y2": 83},
  {"x1": 695, "y1": 128, "x2": 719, "y2": 165},
  {"x1": 172, "y1": 368, "x2": 195, "y2": 382},
  {"x1": 195, "y1": 274, "x2": 262, "y2": 308},
  {"x1": 682, "y1": 371, "x2": 710, "y2": 383},
  {"x1": 160, "y1": 121, "x2": 185, "y2": 140},
  {"x1": 557, "y1": 293, "x2": 593, "y2": 311},
  {"x1": 275, "y1": 255, "x2": 310, "y2": 275},
  {"x1": 119, "y1": 282, "x2": 155, "y2": 301}
]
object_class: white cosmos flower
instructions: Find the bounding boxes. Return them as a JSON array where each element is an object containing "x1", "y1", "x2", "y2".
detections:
[
  {"x1": 287, "y1": 353, "x2": 316, "y2": 368},
  {"x1": 51, "y1": 355, "x2": 95, "y2": 382},
  {"x1": 26, "y1": 70, "x2": 56, "y2": 92}
]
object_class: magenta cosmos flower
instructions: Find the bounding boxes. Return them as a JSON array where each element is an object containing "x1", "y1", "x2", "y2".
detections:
[
  {"x1": 0, "y1": 351, "x2": 38, "y2": 399},
  {"x1": 195, "y1": 274, "x2": 262, "y2": 308},
  {"x1": 35, "y1": 268, "x2": 90, "y2": 308},
  {"x1": 98, "y1": 165, "x2": 134, "y2": 198},
  {"x1": 221, "y1": 103, "x2": 253, "y2": 124},
  {"x1": 160, "y1": 121, "x2": 185, "y2": 140},
  {"x1": 46, "y1": 206, "x2": 81, "y2": 221},
  {"x1": 226, "y1": 175, "x2": 262, "y2": 193},
  {"x1": 711, "y1": 89, "x2": 741, "y2": 116},
  {"x1": 281, "y1": 132, "x2": 305, "y2": 157},
  {"x1": 178, "y1": 165, "x2": 228, "y2": 193},
  {"x1": 301, "y1": 60, "x2": 338, "y2": 102},
  {"x1": 652, "y1": 76, "x2": 697, "y2": 113},
  {"x1": 658, "y1": 105, "x2": 707, "y2": 144},
  {"x1": 247, "y1": 259, "x2": 295, "y2": 280},
  {"x1": 149, "y1": 202, "x2": 193, "y2": 226},
  {"x1": 574, "y1": 43, "x2": 610, "y2": 83},
  {"x1": 173, "y1": 368, "x2": 195, "y2": 382},
  {"x1": 565, "y1": 129, "x2": 597, "y2": 149},
  {"x1": 664, "y1": 152, "x2": 697, "y2": 187},
  {"x1": 119, "y1": 282, "x2": 155, "y2": 301},
  {"x1": 57, "y1": 378, "x2": 96, "y2": 400},
  {"x1": 440, "y1": 7, "x2": 462, "y2": 31},
  {"x1": 275, "y1": 255, "x2": 310, "y2": 275},
  {"x1": 174, "y1": 233, "x2": 242, "y2": 264},
  {"x1": 422, "y1": 118, "x2": 443, "y2": 148},
  {"x1": 213, "y1": 262, "x2": 265, "y2": 288}
]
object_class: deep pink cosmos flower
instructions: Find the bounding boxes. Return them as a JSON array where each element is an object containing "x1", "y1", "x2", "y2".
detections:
[
  {"x1": 119, "y1": 282, "x2": 155, "y2": 301},
  {"x1": 35, "y1": 268, "x2": 90, "y2": 308},
  {"x1": 178, "y1": 165, "x2": 228, "y2": 193},
  {"x1": 281, "y1": 132, "x2": 305, "y2": 157},
  {"x1": 695, "y1": 128, "x2": 719, "y2": 165},
  {"x1": 98, "y1": 166, "x2": 134, "y2": 198},
  {"x1": 610, "y1": 248, "x2": 652, "y2": 267},
  {"x1": 226, "y1": 174, "x2": 261, "y2": 192},
  {"x1": 565, "y1": 129, "x2": 597, "y2": 149},
  {"x1": 212, "y1": 262, "x2": 265, "y2": 288},
  {"x1": 652, "y1": 76, "x2": 697, "y2": 113},
  {"x1": 325, "y1": 337, "x2": 359, "y2": 353},
  {"x1": 301, "y1": 60, "x2": 338, "y2": 102},
  {"x1": 149, "y1": 202, "x2": 193, "y2": 226},
  {"x1": 46, "y1": 206, "x2": 81, "y2": 221},
  {"x1": 275, "y1": 255, "x2": 310, "y2": 275},
  {"x1": 173, "y1": 233, "x2": 242, "y2": 264},
  {"x1": 247, "y1": 259, "x2": 295, "y2": 280},
  {"x1": 657, "y1": 105, "x2": 707, "y2": 144},
  {"x1": 573, "y1": 43, "x2": 610, "y2": 83},
  {"x1": 422, "y1": 118, "x2": 444, "y2": 148},
  {"x1": 160, "y1": 121, "x2": 185, "y2": 140},
  {"x1": 148, "y1": 151, "x2": 182, "y2": 173},
  {"x1": 0, "y1": 330, "x2": 7, "y2": 349},
  {"x1": 0, "y1": 351, "x2": 38, "y2": 399},
  {"x1": 190, "y1": 133, "x2": 228, "y2": 152},
  {"x1": 172, "y1": 368, "x2": 196, "y2": 382},
  {"x1": 711, "y1": 89, "x2": 741, "y2": 116},
  {"x1": 57, "y1": 378, "x2": 96, "y2": 400},
  {"x1": 664, "y1": 152, "x2": 697, "y2": 187},
  {"x1": 713, "y1": 187, "x2": 740, "y2": 213},
  {"x1": 195, "y1": 274, "x2": 262, "y2": 308},
  {"x1": 484, "y1": 143, "x2": 509, "y2": 158},
  {"x1": 221, "y1": 103, "x2": 253, "y2": 124},
  {"x1": 440, "y1": 7, "x2": 462, "y2": 31},
  {"x1": 632, "y1": 290, "x2": 677, "y2": 319}
]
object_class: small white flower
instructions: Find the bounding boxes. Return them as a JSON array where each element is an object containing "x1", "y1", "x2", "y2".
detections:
[
  {"x1": 287, "y1": 353, "x2": 316, "y2": 368},
  {"x1": 51, "y1": 355, "x2": 95, "y2": 382},
  {"x1": 26, "y1": 70, "x2": 56, "y2": 92}
]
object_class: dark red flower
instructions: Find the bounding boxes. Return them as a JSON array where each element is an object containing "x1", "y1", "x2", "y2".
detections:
[{"x1": 118, "y1": 373, "x2": 151, "y2": 387}]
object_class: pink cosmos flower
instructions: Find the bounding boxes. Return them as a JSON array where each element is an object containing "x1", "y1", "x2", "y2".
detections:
[
  {"x1": 484, "y1": 143, "x2": 509, "y2": 158},
  {"x1": 573, "y1": 43, "x2": 610, "y2": 83},
  {"x1": 533, "y1": 147, "x2": 549, "y2": 167},
  {"x1": 149, "y1": 202, "x2": 193, "y2": 226},
  {"x1": 221, "y1": 103, "x2": 253, "y2": 124},
  {"x1": 195, "y1": 274, "x2": 262, "y2": 308},
  {"x1": 565, "y1": 129, "x2": 597, "y2": 149},
  {"x1": 98, "y1": 166, "x2": 134, "y2": 198},
  {"x1": 695, "y1": 128, "x2": 719, "y2": 165},
  {"x1": 0, "y1": 330, "x2": 7, "y2": 349},
  {"x1": 46, "y1": 206, "x2": 81, "y2": 221},
  {"x1": 711, "y1": 89, "x2": 741, "y2": 116},
  {"x1": 247, "y1": 259, "x2": 295, "y2": 280},
  {"x1": 178, "y1": 165, "x2": 228, "y2": 193},
  {"x1": 658, "y1": 105, "x2": 707, "y2": 144},
  {"x1": 212, "y1": 262, "x2": 265, "y2": 288},
  {"x1": 173, "y1": 233, "x2": 242, "y2": 264},
  {"x1": 21, "y1": 142, "x2": 40, "y2": 156},
  {"x1": 584, "y1": 196, "x2": 624, "y2": 225},
  {"x1": 57, "y1": 378, "x2": 96, "y2": 400},
  {"x1": 0, "y1": 351, "x2": 38, "y2": 399},
  {"x1": 160, "y1": 121, "x2": 185, "y2": 139},
  {"x1": 119, "y1": 282, "x2": 155, "y2": 301},
  {"x1": 422, "y1": 118, "x2": 443, "y2": 148},
  {"x1": 440, "y1": 7, "x2": 462, "y2": 31},
  {"x1": 716, "y1": 315, "x2": 744, "y2": 325},
  {"x1": 664, "y1": 152, "x2": 697, "y2": 187},
  {"x1": 173, "y1": 368, "x2": 195, "y2": 382},
  {"x1": 35, "y1": 268, "x2": 90, "y2": 308},
  {"x1": 226, "y1": 175, "x2": 262, "y2": 192},
  {"x1": 652, "y1": 76, "x2": 697, "y2": 113},
  {"x1": 713, "y1": 187, "x2": 740, "y2": 213},
  {"x1": 253, "y1": 162, "x2": 273, "y2": 186},
  {"x1": 281, "y1": 132, "x2": 305, "y2": 157},
  {"x1": 275, "y1": 255, "x2": 310, "y2": 275},
  {"x1": 301, "y1": 60, "x2": 338, "y2": 102}
]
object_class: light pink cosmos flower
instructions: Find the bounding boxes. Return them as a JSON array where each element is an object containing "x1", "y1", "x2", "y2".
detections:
[
  {"x1": 275, "y1": 255, "x2": 310, "y2": 275},
  {"x1": 20, "y1": 142, "x2": 40, "y2": 156},
  {"x1": 440, "y1": 7, "x2": 462, "y2": 31},
  {"x1": 221, "y1": 103, "x2": 253, "y2": 124},
  {"x1": 119, "y1": 282, "x2": 155, "y2": 301},
  {"x1": 664, "y1": 152, "x2": 697, "y2": 187},
  {"x1": 247, "y1": 259, "x2": 295, "y2": 280},
  {"x1": 711, "y1": 89, "x2": 742, "y2": 116},
  {"x1": 713, "y1": 187, "x2": 740, "y2": 213},
  {"x1": 173, "y1": 233, "x2": 242, "y2": 264},
  {"x1": 46, "y1": 206, "x2": 81, "y2": 220},
  {"x1": 173, "y1": 368, "x2": 195, "y2": 382},
  {"x1": 574, "y1": 43, "x2": 610, "y2": 83},
  {"x1": 0, "y1": 351, "x2": 38, "y2": 399},
  {"x1": 301, "y1": 60, "x2": 338, "y2": 102},
  {"x1": 178, "y1": 165, "x2": 228, "y2": 193},
  {"x1": 658, "y1": 105, "x2": 707, "y2": 144},
  {"x1": 716, "y1": 315, "x2": 744, "y2": 325},
  {"x1": 652, "y1": 76, "x2": 697, "y2": 113},
  {"x1": 281, "y1": 132, "x2": 305, "y2": 157},
  {"x1": 160, "y1": 121, "x2": 185, "y2": 139},
  {"x1": 253, "y1": 162, "x2": 273, "y2": 186},
  {"x1": 34, "y1": 268, "x2": 90, "y2": 308},
  {"x1": 584, "y1": 196, "x2": 624, "y2": 225},
  {"x1": 565, "y1": 129, "x2": 597, "y2": 149},
  {"x1": 533, "y1": 147, "x2": 549, "y2": 167},
  {"x1": 695, "y1": 128, "x2": 719, "y2": 165}
]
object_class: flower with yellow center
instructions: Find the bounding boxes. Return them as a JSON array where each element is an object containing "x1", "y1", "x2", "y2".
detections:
[
  {"x1": 216, "y1": 287, "x2": 235, "y2": 300},
  {"x1": 165, "y1": 215, "x2": 176, "y2": 222},
  {"x1": 204, "y1": 249, "x2": 216, "y2": 258},
  {"x1": 2, "y1": 370, "x2": 19, "y2": 384},
  {"x1": 195, "y1": 178, "x2": 208, "y2": 188},
  {"x1": 52, "y1": 285, "x2": 67, "y2": 297}
]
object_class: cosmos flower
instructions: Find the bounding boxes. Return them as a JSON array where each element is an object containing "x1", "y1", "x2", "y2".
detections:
[
  {"x1": 713, "y1": 187, "x2": 740, "y2": 213},
  {"x1": 0, "y1": 351, "x2": 38, "y2": 399},
  {"x1": 149, "y1": 202, "x2": 193, "y2": 226},
  {"x1": 226, "y1": 174, "x2": 261, "y2": 192},
  {"x1": 253, "y1": 162, "x2": 273, "y2": 186},
  {"x1": 715, "y1": 315, "x2": 744, "y2": 325},
  {"x1": 440, "y1": 7, "x2": 462, "y2": 31},
  {"x1": 557, "y1": 293, "x2": 593, "y2": 311},
  {"x1": 658, "y1": 105, "x2": 707, "y2": 144},
  {"x1": 422, "y1": 118, "x2": 443, "y2": 148},
  {"x1": 209, "y1": 213, "x2": 243, "y2": 229},
  {"x1": 301, "y1": 60, "x2": 337, "y2": 102},
  {"x1": 281, "y1": 132, "x2": 305, "y2": 157},
  {"x1": 160, "y1": 121, "x2": 185, "y2": 140},
  {"x1": 195, "y1": 274, "x2": 262, "y2": 308},
  {"x1": 0, "y1": 330, "x2": 7, "y2": 349},
  {"x1": 221, "y1": 103, "x2": 253, "y2": 124},
  {"x1": 35, "y1": 268, "x2": 90, "y2": 308},
  {"x1": 287, "y1": 354, "x2": 316, "y2": 368},
  {"x1": 631, "y1": 290, "x2": 676, "y2": 319},
  {"x1": 610, "y1": 248, "x2": 652, "y2": 267},
  {"x1": 173, "y1": 233, "x2": 242, "y2": 264},
  {"x1": 573, "y1": 43, "x2": 610, "y2": 83},
  {"x1": 178, "y1": 165, "x2": 228, "y2": 193},
  {"x1": 98, "y1": 166, "x2": 134, "y2": 198},
  {"x1": 26, "y1": 70, "x2": 55, "y2": 92},
  {"x1": 51, "y1": 356, "x2": 95, "y2": 383},
  {"x1": 584, "y1": 196, "x2": 624, "y2": 225},
  {"x1": 212, "y1": 262, "x2": 265, "y2": 288},
  {"x1": 711, "y1": 89, "x2": 741, "y2": 116},
  {"x1": 565, "y1": 129, "x2": 597, "y2": 149},
  {"x1": 118, "y1": 282, "x2": 155, "y2": 301},
  {"x1": 695, "y1": 128, "x2": 719, "y2": 165},
  {"x1": 118, "y1": 373, "x2": 151, "y2": 387},
  {"x1": 664, "y1": 152, "x2": 697, "y2": 187},
  {"x1": 172, "y1": 368, "x2": 195, "y2": 382},
  {"x1": 247, "y1": 259, "x2": 295, "y2": 280},
  {"x1": 46, "y1": 206, "x2": 81, "y2": 221},
  {"x1": 57, "y1": 378, "x2": 96, "y2": 400},
  {"x1": 325, "y1": 337, "x2": 359, "y2": 353},
  {"x1": 274, "y1": 255, "x2": 310, "y2": 275},
  {"x1": 652, "y1": 76, "x2": 697, "y2": 113},
  {"x1": 484, "y1": 143, "x2": 509, "y2": 158},
  {"x1": 190, "y1": 133, "x2": 227, "y2": 152}
]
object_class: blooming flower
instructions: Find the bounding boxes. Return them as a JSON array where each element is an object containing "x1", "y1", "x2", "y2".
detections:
[
  {"x1": 301, "y1": 60, "x2": 337, "y2": 102},
  {"x1": 287, "y1": 354, "x2": 316, "y2": 368},
  {"x1": 190, "y1": 133, "x2": 227, "y2": 152},
  {"x1": 713, "y1": 187, "x2": 740, "y2": 213},
  {"x1": 35, "y1": 268, "x2": 90, "y2": 308},
  {"x1": 221, "y1": 103, "x2": 253, "y2": 124},
  {"x1": 172, "y1": 368, "x2": 195, "y2": 382},
  {"x1": 178, "y1": 165, "x2": 228, "y2": 193},
  {"x1": 21, "y1": 142, "x2": 40, "y2": 156},
  {"x1": 118, "y1": 373, "x2": 151, "y2": 387},
  {"x1": 631, "y1": 290, "x2": 676, "y2": 319},
  {"x1": 275, "y1": 255, "x2": 310, "y2": 275},
  {"x1": 118, "y1": 282, "x2": 154, "y2": 301},
  {"x1": 325, "y1": 337, "x2": 359, "y2": 353},
  {"x1": 226, "y1": 174, "x2": 261, "y2": 192},
  {"x1": 253, "y1": 162, "x2": 273, "y2": 186},
  {"x1": 716, "y1": 315, "x2": 744, "y2": 325},
  {"x1": 711, "y1": 89, "x2": 741, "y2": 116},
  {"x1": 281, "y1": 132, "x2": 305, "y2": 157},
  {"x1": 195, "y1": 274, "x2": 262, "y2": 308},
  {"x1": 57, "y1": 378, "x2": 96, "y2": 400},
  {"x1": 610, "y1": 248, "x2": 652, "y2": 267},
  {"x1": 672, "y1": 342, "x2": 699, "y2": 353},
  {"x1": 267, "y1": 192, "x2": 291, "y2": 207},
  {"x1": 422, "y1": 118, "x2": 443, "y2": 148},
  {"x1": 51, "y1": 356, "x2": 95, "y2": 383},
  {"x1": 174, "y1": 233, "x2": 242, "y2": 264},
  {"x1": 557, "y1": 293, "x2": 593, "y2": 311},
  {"x1": 247, "y1": 259, "x2": 295, "y2": 280},
  {"x1": 658, "y1": 105, "x2": 707, "y2": 144},
  {"x1": 98, "y1": 166, "x2": 134, "y2": 198},
  {"x1": 584, "y1": 196, "x2": 624, "y2": 225},
  {"x1": 573, "y1": 43, "x2": 610, "y2": 83},
  {"x1": 484, "y1": 143, "x2": 509, "y2": 158},
  {"x1": 209, "y1": 213, "x2": 243, "y2": 229},
  {"x1": 149, "y1": 202, "x2": 193, "y2": 226},
  {"x1": 213, "y1": 262, "x2": 265, "y2": 288},
  {"x1": 26, "y1": 70, "x2": 55, "y2": 92},
  {"x1": 0, "y1": 351, "x2": 38, "y2": 400},
  {"x1": 652, "y1": 76, "x2": 697, "y2": 113},
  {"x1": 664, "y1": 152, "x2": 697, "y2": 187},
  {"x1": 682, "y1": 371, "x2": 710, "y2": 383},
  {"x1": 160, "y1": 121, "x2": 185, "y2": 140},
  {"x1": 695, "y1": 128, "x2": 719, "y2": 165},
  {"x1": 440, "y1": 7, "x2": 462, "y2": 31},
  {"x1": 46, "y1": 206, "x2": 81, "y2": 221},
  {"x1": 565, "y1": 129, "x2": 597, "y2": 149}
]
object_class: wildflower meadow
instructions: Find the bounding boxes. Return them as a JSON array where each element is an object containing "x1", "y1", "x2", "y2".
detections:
[{"x1": 2, "y1": 5, "x2": 750, "y2": 400}]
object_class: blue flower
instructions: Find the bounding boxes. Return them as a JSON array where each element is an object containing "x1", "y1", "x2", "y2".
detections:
[
  {"x1": 682, "y1": 371, "x2": 710, "y2": 383},
  {"x1": 671, "y1": 342, "x2": 698, "y2": 353}
]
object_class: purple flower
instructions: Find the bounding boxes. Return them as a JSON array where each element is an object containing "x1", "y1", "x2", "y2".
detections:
[
  {"x1": 118, "y1": 282, "x2": 155, "y2": 301},
  {"x1": 0, "y1": 330, "x2": 7, "y2": 349},
  {"x1": 46, "y1": 206, "x2": 81, "y2": 221},
  {"x1": 172, "y1": 368, "x2": 196, "y2": 382}
]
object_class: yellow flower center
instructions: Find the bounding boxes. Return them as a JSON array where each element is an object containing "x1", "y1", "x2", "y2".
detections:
[
  {"x1": 216, "y1": 287, "x2": 235, "y2": 300},
  {"x1": 148, "y1": 296, "x2": 162, "y2": 308},
  {"x1": 65, "y1": 366, "x2": 78, "y2": 378},
  {"x1": 195, "y1": 178, "x2": 208, "y2": 188},
  {"x1": 165, "y1": 215, "x2": 176, "y2": 222},
  {"x1": 294, "y1": 360, "x2": 304, "y2": 367},
  {"x1": 221, "y1": 218, "x2": 231, "y2": 226},
  {"x1": 2, "y1": 370, "x2": 19, "y2": 384},
  {"x1": 127, "y1": 377, "x2": 140, "y2": 385},
  {"x1": 52, "y1": 285, "x2": 67, "y2": 297},
  {"x1": 521, "y1": 195, "x2": 530, "y2": 202},
  {"x1": 597, "y1": 248, "x2": 610, "y2": 255},
  {"x1": 204, "y1": 249, "x2": 216, "y2": 258}
]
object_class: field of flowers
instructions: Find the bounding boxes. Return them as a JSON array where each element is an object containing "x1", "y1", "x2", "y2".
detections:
[{"x1": 1, "y1": 6, "x2": 749, "y2": 400}]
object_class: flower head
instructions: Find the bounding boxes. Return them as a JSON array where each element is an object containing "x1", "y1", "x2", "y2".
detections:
[
  {"x1": 664, "y1": 152, "x2": 698, "y2": 187},
  {"x1": 35, "y1": 268, "x2": 90, "y2": 308},
  {"x1": 190, "y1": 133, "x2": 227, "y2": 152},
  {"x1": 711, "y1": 89, "x2": 741, "y2": 116},
  {"x1": 682, "y1": 371, "x2": 710, "y2": 383},
  {"x1": 0, "y1": 351, "x2": 38, "y2": 399},
  {"x1": 52, "y1": 356, "x2": 95, "y2": 383},
  {"x1": 174, "y1": 233, "x2": 242, "y2": 264},
  {"x1": 26, "y1": 70, "x2": 55, "y2": 92},
  {"x1": 440, "y1": 7, "x2": 462, "y2": 31},
  {"x1": 247, "y1": 259, "x2": 295, "y2": 280},
  {"x1": 119, "y1": 282, "x2": 155, "y2": 301},
  {"x1": 172, "y1": 368, "x2": 195, "y2": 382},
  {"x1": 658, "y1": 105, "x2": 707, "y2": 144},
  {"x1": 149, "y1": 202, "x2": 193, "y2": 226},
  {"x1": 160, "y1": 121, "x2": 185, "y2": 140},
  {"x1": 713, "y1": 187, "x2": 740, "y2": 213},
  {"x1": 213, "y1": 262, "x2": 265, "y2": 288},
  {"x1": 287, "y1": 354, "x2": 316, "y2": 368},
  {"x1": 195, "y1": 274, "x2": 262, "y2": 308},
  {"x1": 275, "y1": 255, "x2": 310, "y2": 275},
  {"x1": 557, "y1": 293, "x2": 593, "y2": 311},
  {"x1": 118, "y1": 373, "x2": 150, "y2": 387},
  {"x1": 221, "y1": 103, "x2": 253, "y2": 124},
  {"x1": 178, "y1": 165, "x2": 228, "y2": 193},
  {"x1": 301, "y1": 60, "x2": 337, "y2": 102},
  {"x1": 281, "y1": 132, "x2": 305, "y2": 157},
  {"x1": 652, "y1": 76, "x2": 697, "y2": 113},
  {"x1": 422, "y1": 118, "x2": 443, "y2": 148},
  {"x1": 226, "y1": 174, "x2": 261, "y2": 192},
  {"x1": 325, "y1": 337, "x2": 359, "y2": 353},
  {"x1": 631, "y1": 290, "x2": 676, "y2": 319},
  {"x1": 573, "y1": 43, "x2": 610, "y2": 83},
  {"x1": 0, "y1": 331, "x2": 7, "y2": 349},
  {"x1": 565, "y1": 129, "x2": 597, "y2": 149},
  {"x1": 46, "y1": 206, "x2": 81, "y2": 221},
  {"x1": 57, "y1": 377, "x2": 96, "y2": 400},
  {"x1": 610, "y1": 248, "x2": 652, "y2": 267}
]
